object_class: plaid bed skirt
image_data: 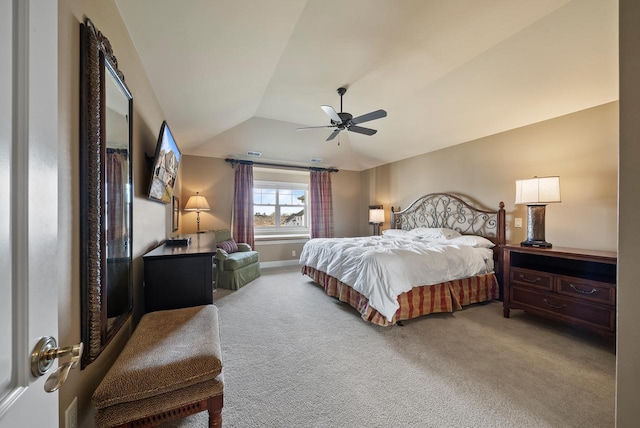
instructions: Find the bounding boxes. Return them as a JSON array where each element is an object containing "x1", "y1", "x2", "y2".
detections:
[{"x1": 301, "y1": 266, "x2": 499, "y2": 326}]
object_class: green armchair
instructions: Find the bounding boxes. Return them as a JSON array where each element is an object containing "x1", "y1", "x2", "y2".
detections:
[{"x1": 214, "y1": 229, "x2": 260, "y2": 290}]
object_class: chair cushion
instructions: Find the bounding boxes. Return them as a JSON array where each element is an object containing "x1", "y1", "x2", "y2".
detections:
[
  {"x1": 93, "y1": 305, "x2": 222, "y2": 409},
  {"x1": 224, "y1": 251, "x2": 259, "y2": 270},
  {"x1": 217, "y1": 238, "x2": 238, "y2": 254}
]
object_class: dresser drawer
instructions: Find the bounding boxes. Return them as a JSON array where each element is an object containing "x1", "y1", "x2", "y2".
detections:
[
  {"x1": 511, "y1": 286, "x2": 615, "y2": 331},
  {"x1": 556, "y1": 276, "x2": 615, "y2": 306},
  {"x1": 510, "y1": 267, "x2": 553, "y2": 291}
]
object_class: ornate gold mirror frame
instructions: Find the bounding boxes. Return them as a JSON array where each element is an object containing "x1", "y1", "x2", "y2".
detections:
[{"x1": 80, "y1": 18, "x2": 133, "y2": 367}]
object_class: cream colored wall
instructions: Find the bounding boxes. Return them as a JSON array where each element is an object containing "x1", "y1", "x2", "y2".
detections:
[
  {"x1": 617, "y1": 0, "x2": 640, "y2": 425},
  {"x1": 179, "y1": 156, "x2": 234, "y2": 234},
  {"x1": 330, "y1": 169, "x2": 362, "y2": 238},
  {"x1": 361, "y1": 102, "x2": 618, "y2": 252},
  {"x1": 58, "y1": 1, "x2": 170, "y2": 426}
]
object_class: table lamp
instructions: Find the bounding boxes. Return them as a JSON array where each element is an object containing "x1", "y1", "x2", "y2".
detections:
[
  {"x1": 515, "y1": 176, "x2": 561, "y2": 248},
  {"x1": 184, "y1": 192, "x2": 211, "y2": 232},
  {"x1": 369, "y1": 206, "x2": 384, "y2": 236}
]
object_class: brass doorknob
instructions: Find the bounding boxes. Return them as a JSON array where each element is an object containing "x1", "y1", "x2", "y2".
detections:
[{"x1": 30, "y1": 336, "x2": 83, "y2": 392}]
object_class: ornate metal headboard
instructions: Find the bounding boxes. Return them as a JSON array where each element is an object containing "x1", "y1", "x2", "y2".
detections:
[{"x1": 391, "y1": 193, "x2": 505, "y2": 246}]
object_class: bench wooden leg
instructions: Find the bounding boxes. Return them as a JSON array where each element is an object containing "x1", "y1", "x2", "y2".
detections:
[{"x1": 208, "y1": 395, "x2": 224, "y2": 428}]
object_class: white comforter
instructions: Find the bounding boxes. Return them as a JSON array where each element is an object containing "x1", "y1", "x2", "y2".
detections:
[{"x1": 299, "y1": 235, "x2": 494, "y2": 322}]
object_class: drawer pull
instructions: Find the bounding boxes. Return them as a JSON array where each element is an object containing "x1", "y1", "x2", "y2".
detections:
[
  {"x1": 518, "y1": 274, "x2": 542, "y2": 284},
  {"x1": 543, "y1": 299, "x2": 567, "y2": 310},
  {"x1": 569, "y1": 284, "x2": 598, "y2": 295}
]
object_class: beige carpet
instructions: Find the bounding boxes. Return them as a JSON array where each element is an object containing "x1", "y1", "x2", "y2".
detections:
[{"x1": 160, "y1": 266, "x2": 615, "y2": 428}]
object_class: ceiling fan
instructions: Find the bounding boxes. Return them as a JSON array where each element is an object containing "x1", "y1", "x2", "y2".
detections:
[{"x1": 297, "y1": 87, "x2": 387, "y2": 141}]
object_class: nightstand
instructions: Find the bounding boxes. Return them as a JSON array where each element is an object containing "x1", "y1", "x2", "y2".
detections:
[{"x1": 502, "y1": 245, "x2": 617, "y2": 339}]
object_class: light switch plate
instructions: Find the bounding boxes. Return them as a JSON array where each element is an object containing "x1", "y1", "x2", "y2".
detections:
[{"x1": 514, "y1": 218, "x2": 523, "y2": 228}]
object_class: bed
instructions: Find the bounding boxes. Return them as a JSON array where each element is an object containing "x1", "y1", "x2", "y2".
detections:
[{"x1": 300, "y1": 193, "x2": 505, "y2": 326}]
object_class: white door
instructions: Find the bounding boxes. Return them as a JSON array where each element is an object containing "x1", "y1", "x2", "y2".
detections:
[{"x1": 0, "y1": 0, "x2": 60, "y2": 426}]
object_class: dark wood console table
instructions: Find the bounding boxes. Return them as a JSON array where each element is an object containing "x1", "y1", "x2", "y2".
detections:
[
  {"x1": 143, "y1": 233, "x2": 217, "y2": 313},
  {"x1": 502, "y1": 245, "x2": 617, "y2": 339}
]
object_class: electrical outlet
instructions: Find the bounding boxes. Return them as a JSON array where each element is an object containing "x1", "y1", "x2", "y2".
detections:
[
  {"x1": 292, "y1": 250, "x2": 296, "y2": 257},
  {"x1": 65, "y1": 397, "x2": 78, "y2": 428},
  {"x1": 514, "y1": 218, "x2": 523, "y2": 228}
]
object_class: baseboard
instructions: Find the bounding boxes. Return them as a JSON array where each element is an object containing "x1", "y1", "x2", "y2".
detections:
[{"x1": 260, "y1": 260, "x2": 300, "y2": 269}]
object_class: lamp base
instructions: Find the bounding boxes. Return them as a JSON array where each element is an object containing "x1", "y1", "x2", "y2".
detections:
[
  {"x1": 520, "y1": 240, "x2": 552, "y2": 248},
  {"x1": 372, "y1": 223, "x2": 381, "y2": 236},
  {"x1": 523, "y1": 205, "x2": 552, "y2": 248}
]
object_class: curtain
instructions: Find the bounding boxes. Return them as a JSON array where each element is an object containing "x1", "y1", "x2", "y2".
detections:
[
  {"x1": 232, "y1": 162, "x2": 255, "y2": 248},
  {"x1": 310, "y1": 170, "x2": 334, "y2": 238},
  {"x1": 106, "y1": 150, "x2": 125, "y2": 242}
]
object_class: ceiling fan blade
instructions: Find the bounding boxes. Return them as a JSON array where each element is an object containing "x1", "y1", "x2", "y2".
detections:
[
  {"x1": 351, "y1": 109, "x2": 387, "y2": 125},
  {"x1": 326, "y1": 129, "x2": 341, "y2": 141},
  {"x1": 296, "y1": 125, "x2": 335, "y2": 131},
  {"x1": 321, "y1": 105, "x2": 342, "y2": 124},
  {"x1": 348, "y1": 125, "x2": 377, "y2": 136}
]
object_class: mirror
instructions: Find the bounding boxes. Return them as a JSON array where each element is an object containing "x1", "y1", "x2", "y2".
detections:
[{"x1": 80, "y1": 18, "x2": 133, "y2": 367}]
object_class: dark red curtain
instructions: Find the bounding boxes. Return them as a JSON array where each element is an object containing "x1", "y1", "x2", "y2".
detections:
[
  {"x1": 232, "y1": 162, "x2": 255, "y2": 248},
  {"x1": 310, "y1": 170, "x2": 334, "y2": 238}
]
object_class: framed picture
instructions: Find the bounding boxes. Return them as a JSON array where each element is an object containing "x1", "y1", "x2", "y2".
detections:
[{"x1": 172, "y1": 196, "x2": 180, "y2": 231}]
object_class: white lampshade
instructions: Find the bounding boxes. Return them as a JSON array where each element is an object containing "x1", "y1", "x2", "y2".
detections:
[
  {"x1": 515, "y1": 177, "x2": 561, "y2": 204},
  {"x1": 184, "y1": 193, "x2": 211, "y2": 211},
  {"x1": 369, "y1": 208, "x2": 384, "y2": 224}
]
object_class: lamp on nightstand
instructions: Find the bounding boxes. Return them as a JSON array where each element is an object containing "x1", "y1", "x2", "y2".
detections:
[
  {"x1": 515, "y1": 176, "x2": 561, "y2": 248},
  {"x1": 369, "y1": 205, "x2": 384, "y2": 236},
  {"x1": 184, "y1": 192, "x2": 211, "y2": 232}
]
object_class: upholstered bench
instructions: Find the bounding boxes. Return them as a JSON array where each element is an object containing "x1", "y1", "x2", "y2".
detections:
[{"x1": 93, "y1": 305, "x2": 224, "y2": 428}]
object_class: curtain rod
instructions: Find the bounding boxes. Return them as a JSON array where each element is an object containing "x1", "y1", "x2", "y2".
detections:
[{"x1": 225, "y1": 158, "x2": 338, "y2": 173}]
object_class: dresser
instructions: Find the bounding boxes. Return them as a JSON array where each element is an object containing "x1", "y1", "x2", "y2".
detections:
[
  {"x1": 143, "y1": 233, "x2": 217, "y2": 313},
  {"x1": 502, "y1": 245, "x2": 617, "y2": 339}
]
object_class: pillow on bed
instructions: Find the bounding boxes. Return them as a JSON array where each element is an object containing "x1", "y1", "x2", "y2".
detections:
[
  {"x1": 447, "y1": 235, "x2": 495, "y2": 248},
  {"x1": 381, "y1": 229, "x2": 412, "y2": 238},
  {"x1": 408, "y1": 227, "x2": 461, "y2": 239}
]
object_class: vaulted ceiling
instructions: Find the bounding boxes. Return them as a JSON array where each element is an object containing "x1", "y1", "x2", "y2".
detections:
[{"x1": 115, "y1": 0, "x2": 617, "y2": 171}]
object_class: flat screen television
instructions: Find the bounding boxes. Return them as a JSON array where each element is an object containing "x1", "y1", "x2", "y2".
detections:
[{"x1": 148, "y1": 120, "x2": 181, "y2": 204}]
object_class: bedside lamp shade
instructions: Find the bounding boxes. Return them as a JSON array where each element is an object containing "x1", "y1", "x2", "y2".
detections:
[
  {"x1": 184, "y1": 192, "x2": 210, "y2": 232},
  {"x1": 368, "y1": 208, "x2": 385, "y2": 224},
  {"x1": 369, "y1": 206, "x2": 384, "y2": 236},
  {"x1": 515, "y1": 176, "x2": 561, "y2": 204},
  {"x1": 515, "y1": 176, "x2": 560, "y2": 248}
]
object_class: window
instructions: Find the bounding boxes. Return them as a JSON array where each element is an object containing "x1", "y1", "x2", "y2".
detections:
[{"x1": 254, "y1": 180, "x2": 308, "y2": 235}]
